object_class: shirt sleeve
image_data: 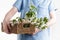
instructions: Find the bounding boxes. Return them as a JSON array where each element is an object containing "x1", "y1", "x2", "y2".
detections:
[
  {"x1": 13, "y1": 0, "x2": 23, "y2": 12},
  {"x1": 48, "y1": 0, "x2": 55, "y2": 12}
]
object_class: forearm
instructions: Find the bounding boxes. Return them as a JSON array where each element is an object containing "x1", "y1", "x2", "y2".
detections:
[
  {"x1": 46, "y1": 18, "x2": 56, "y2": 27},
  {"x1": 3, "y1": 7, "x2": 18, "y2": 22},
  {"x1": 46, "y1": 12, "x2": 56, "y2": 27}
]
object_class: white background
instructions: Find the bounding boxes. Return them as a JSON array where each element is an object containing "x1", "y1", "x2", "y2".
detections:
[{"x1": 0, "y1": 0, "x2": 60, "y2": 40}]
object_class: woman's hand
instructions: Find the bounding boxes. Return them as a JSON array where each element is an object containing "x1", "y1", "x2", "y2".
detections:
[
  {"x1": 2, "y1": 7, "x2": 18, "y2": 34},
  {"x1": 31, "y1": 28, "x2": 40, "y2": 35},
  {"x1": 3, "y1": 21, "x2": 11, "y2": 34}
]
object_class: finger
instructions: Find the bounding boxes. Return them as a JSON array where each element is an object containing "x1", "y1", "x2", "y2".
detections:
[
  {"x1": 7, "y1": 23, "x2": 11, "y2": 31},
  {"x1": 32, "y1": 28, "x2": 37, "y2": 35},
  {"x1": 3, "y1": 26, "x2": 10, "y2": 34},
  {"x1": 32, "y1": 28, "x2": 40, "y2": 35},
  {"x1": 7, "y1": 23, "x2": 11, "y2": 34},
  {"x1": 3, "y1": 24, "x2": 11, "y2": 34}
]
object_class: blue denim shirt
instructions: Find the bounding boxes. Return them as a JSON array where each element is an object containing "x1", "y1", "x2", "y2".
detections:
[
  {"x1": 13, "y1": 0, "x2": 55, "y2": 18},
  {"x1": 13, "y1": 0, "x2": 55, "y2": 40}
]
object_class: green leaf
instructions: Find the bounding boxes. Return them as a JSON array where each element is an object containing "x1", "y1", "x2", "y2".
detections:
[
  {"x1": 12, "y1": 19, "x2": 17, "y2": 24},
  {"x1": 30, "y1": 5, "x2": 37, "y2": 11},
  {"x1": 43, "y1": 17, "x2": 48, "y2": 24},
  {"x1": 41, "y1": 25, "x2": 47, "y2": 30},
  {"x1": 18, "y1": 18, "x2": 22, "y2": 22}
]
